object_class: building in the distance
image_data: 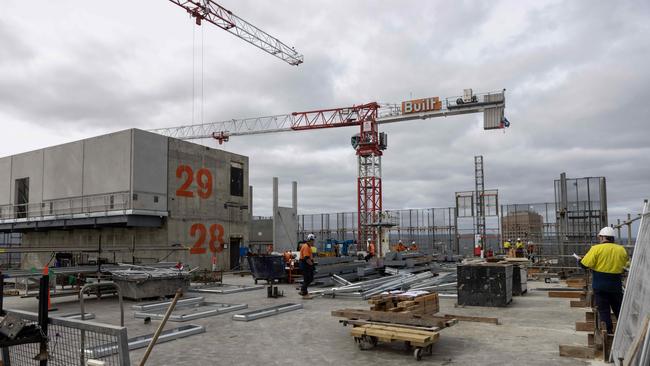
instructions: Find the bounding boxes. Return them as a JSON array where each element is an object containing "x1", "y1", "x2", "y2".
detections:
[
  {"x1": 501, "y1": 211, "x2": 544, "y2": 243},
  {"x1": 0, "y1": 129, "x2": 249, "y2": 270}
]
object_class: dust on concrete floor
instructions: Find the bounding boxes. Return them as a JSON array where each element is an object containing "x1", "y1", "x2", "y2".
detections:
[{"x1": 3, "y1": 274, "x2": 606, "y2": 366}]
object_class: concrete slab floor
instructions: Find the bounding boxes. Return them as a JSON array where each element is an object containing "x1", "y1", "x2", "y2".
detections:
[{"x1": 2, "y1": 274, "x2": 610, "y2": 366}]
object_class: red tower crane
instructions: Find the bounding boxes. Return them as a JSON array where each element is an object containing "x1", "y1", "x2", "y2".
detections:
[
  {"x1": 168, "y1": 0, "x2": 303, "y2": 66},
  {"x1": 151, "y1": 89, "x2": 508, "y2": 255}
]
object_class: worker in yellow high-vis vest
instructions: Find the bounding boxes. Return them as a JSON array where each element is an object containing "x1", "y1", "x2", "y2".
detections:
[
  {"x1": 515, "y1": 238, "x2": 525, "y2": 258},
  {"x1": 576, "y1": 227, "x2": 629, "y2": 334},
  {"x1": 502, "y1": 239, "x2": 511, "y2": 254}
]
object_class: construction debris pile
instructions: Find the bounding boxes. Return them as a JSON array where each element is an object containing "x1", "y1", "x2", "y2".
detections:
[{"x1": 316, "y1": 269, "x2": 456, "y2": 300}]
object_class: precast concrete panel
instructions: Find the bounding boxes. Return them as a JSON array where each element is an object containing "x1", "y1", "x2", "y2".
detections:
[
  {"x1": 274, "y1": 207, "x2": 298, "y2": 252},
  {"x1": 82, "y1": 130, "x2": 132, "y2": 196},
  {"x1": 10, "y1": 149, "x2": 44, "y2": 215},
  {"x1": 0, "y1": 157, "x2": 11, "y2": 205},
  {"x1": 43, "y1": 141, "x2": 83, "y2": 200},
  {"x1": 167, "y1": 139, "x2": 249, "y2": 270},
  {"x1": 132, "y1": 129, "x2": 168, "y2": 211}
]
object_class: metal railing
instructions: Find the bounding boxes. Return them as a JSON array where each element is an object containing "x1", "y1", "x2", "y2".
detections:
[
  {"x1": 0, "y1": 192, "x2": 133, "y2": 221},
  {"x1": 2, "y1": 309, "x2": 130, "y2": 366}
]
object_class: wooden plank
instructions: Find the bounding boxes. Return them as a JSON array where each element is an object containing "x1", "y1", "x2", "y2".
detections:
[
  {"x1": 339, "y1": 319, "x2": 440, "y2": 332},
  {"x1": 567, "y1": 281, "x2": 586, "y2": 289},
  {"x1": 356, "y1": 323, "x2": 440, "y2": 337},
  {"x1": 548, "y1": 291, "x2": 585, "y2": 298},
  {"x1": 587, "y1": 333, "x2": 594, "y2": 346},
  {"x1": 559, "y1": 345, "x2": 596, "y2": 359},
  {"x1": 332, "y1": 308, "x2": 452, "y2": 328},
  {"x1": 576, "y1": 321, "x2": 595, "y2": 332},
  {"x1": 601, "y1": 329, "x2": 613, "y2": 361},
  {"x1": 623, "y1": 315, "x2": 650, "y2": 366},
  {"x1": 350, "y1": 327, "x2": 437, "y2": 345},
  {"x1": 585, "y1": 311, "x2": 594, "y2": 322},
  {"x1": 442, "y1": 314, "x2": 499, "y2": 325},
  {"x1": 570, "y1": 300, "x2": 589, "y2": 308}
]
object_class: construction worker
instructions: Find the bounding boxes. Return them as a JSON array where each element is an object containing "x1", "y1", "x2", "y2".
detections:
[
  {"x1": 333, "y1": 242, "x2": 340, "y2": 257},
  {"x1": 364, "y1": 239, "x2": 375, "y2": 261},
  {"x1": 410, "y1": 241, "x2": 418, "y2": 251},
  {"x1": 515, "y1": 238, "x2": 525, "y2": 258},
  {"x1": 527, "y1": 241, "x2": 536, "y2": 262},
  {"x1": 576, "y1": 227, "x2": 628, "y2": 334},
  {"x1": 502, "y1": 238, "x2": 511, "y2": 254},
  {"x1": 299, "y1": 234, "x2": 316, "y2": 298},
  {"x1": 395, "y1": 240, "x2": 406, "y2": 252},
  {"x1": 310, "y1": 242, "x2": 318, "y2": 257},
  {"x1": 283, "y1": 250, "x2": 293, "y2": 264}
]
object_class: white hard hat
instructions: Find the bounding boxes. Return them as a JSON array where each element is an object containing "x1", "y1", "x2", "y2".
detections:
[
  {"x1": 307, "y1": 233, "x2": 316, "y2": 241},
  {"x1": 398, "y1": 240, "x2": 402, "y2": 243},
  {"x1": 598, "y1": 227, "x2": 616, "y2": 238},
  {"x1": 411, "y1": 241, "x2": 416, "y2": 245},
  {"x1": 517, "y1": 238, "x2": 521, "y2": 241},
  {"x1": 367, "y1": 238, "x2": 371, "y2": 243}
]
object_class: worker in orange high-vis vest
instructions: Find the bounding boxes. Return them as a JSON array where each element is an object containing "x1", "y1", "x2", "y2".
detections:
[
  {"x1": 410, "y1": 241, "x2": 418, "y2": 251},
  {"x1": 299, "y1": 234, "x2": 316, "y2": 298},
  {"x1": 395, "y1": 240, "x2": 406, "y2": 252},
  {"x1": 364, "y1": 239, "x2": 376, "y2": 261}
]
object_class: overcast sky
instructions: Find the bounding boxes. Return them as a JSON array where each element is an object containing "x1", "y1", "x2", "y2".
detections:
[{"x1": 1, "y1": 0, "x2": 648, "y2": 231}]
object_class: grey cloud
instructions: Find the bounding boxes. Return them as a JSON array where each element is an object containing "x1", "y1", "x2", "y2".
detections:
[{"x1": 0, "y1": 0, "x2": 648, "y2": 226}]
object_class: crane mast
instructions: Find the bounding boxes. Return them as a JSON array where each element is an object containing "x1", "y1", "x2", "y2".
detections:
[{"x1": 151, "y1": 89, "x2": 507, "y2": 252}]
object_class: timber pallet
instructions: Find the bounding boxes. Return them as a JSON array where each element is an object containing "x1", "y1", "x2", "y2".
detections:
[
  {"x1": 350, "y1": 323, "x2": 439, "y2": 361},
  {"x1": 332, "y1": 308, "x2": 457, "y2": 328}
]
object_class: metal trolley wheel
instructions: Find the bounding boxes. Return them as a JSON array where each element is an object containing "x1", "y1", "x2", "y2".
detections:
[
  {"x1": 413, "y1": 344, "x2": 433, "y2": 361},
  {"x1": 356, "y1": 335, "x2": 378, "y2": 350},
  {"x1": 414, "y1": 347, "x2": 423, "y2": 361}
]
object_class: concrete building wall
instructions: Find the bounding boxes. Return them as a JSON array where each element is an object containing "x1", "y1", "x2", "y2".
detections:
[
  {"x1": 11, "y1": 149, "x2": 45, "y2": 217},
  {"x1": 166, "y1": 138, "x2": 249, "y2": 270},
  {"x1": 82, "y1": 130, "x2": 132, "y2": 197},
  {"x1": 43, "y1": 141, "x2": 84, "y2": 200},
  {"x1": 15, "y1": 130, "x2": 249, "y2": 271},
  {"x1": 132, "y1": 129, "x2": 168, "y2": 212},
  {"x1": 0, "y1": 157, "x2": 11, "y2": 205},
  {"x1": 0, "y1": 129, "x2": 173, "y2": 217}
]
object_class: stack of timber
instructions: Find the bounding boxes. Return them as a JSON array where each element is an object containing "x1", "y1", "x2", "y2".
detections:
[
  {"x1": 547, "y1": 276, "x2": 592, "y2": 308},
  {"x1": 369, "y1": 291, "x2": 439, "y2": 315},
  {"x1": 558, "y1": 275, "x2": 618, "y2": 362},
  {"x1": 332, "y1": 290, "x2": 448, "y2": 362},
  {"x1": 333, "y1": 289, "x2": 498, "y2": 361},
  {"x1": 559, "y1": 309, "x2": 616, "y2": 361}
]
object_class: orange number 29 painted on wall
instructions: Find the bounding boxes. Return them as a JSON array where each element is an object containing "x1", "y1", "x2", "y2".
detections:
[
  {"x1": 175, "y1": 165, "x2": 213, "y2": 199},
  {"x1": 189, "y1": 223, "x2": 225, "y2": 255}
]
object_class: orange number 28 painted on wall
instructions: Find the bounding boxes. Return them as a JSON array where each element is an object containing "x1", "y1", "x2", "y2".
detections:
[
  {"x1": 190, "y1": 223, "x2": 225, "y2": 254},
  {"x1": 175, "y1": 165, "x2": 213, "y2": 199}
]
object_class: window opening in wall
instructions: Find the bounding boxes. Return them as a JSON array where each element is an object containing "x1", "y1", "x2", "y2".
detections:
[
  {"x1": 110, "y1": 195, "x2": 115, "y2": 209},
  {"x1": 230, "y1": 162, "x2": 244, "y2": 197},
  {"x1": 14, "y1": 177, "x2": 29, "y2": 219}
]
